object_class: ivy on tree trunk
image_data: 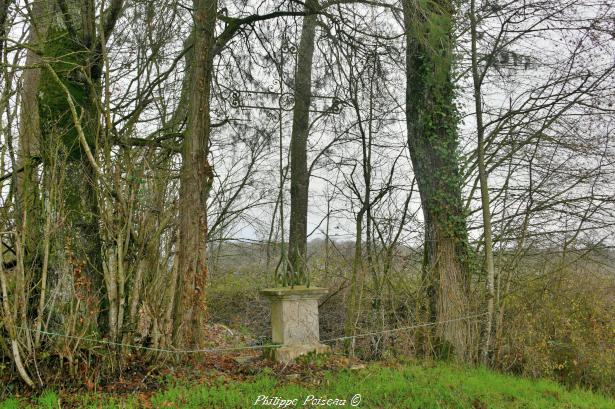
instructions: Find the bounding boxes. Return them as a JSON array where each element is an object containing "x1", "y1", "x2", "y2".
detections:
[{"x1": 403, "y1": 0, "x2": 474, "y2": 362}]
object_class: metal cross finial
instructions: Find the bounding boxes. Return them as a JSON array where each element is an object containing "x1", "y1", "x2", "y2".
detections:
[{"x1": 222, "y1": 35, "x2": 344, "y2": 287}]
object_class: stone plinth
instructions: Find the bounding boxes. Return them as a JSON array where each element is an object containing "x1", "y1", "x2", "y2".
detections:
[{"x1": 260, "y1": 286, "x2": 330, "y2": 362}]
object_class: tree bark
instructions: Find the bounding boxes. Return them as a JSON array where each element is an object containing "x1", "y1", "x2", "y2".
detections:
[
  {"x1": 287, "y1": 0, "x2": 318, "y2": 282},
  {"x1": 403, "y1": 0, "x2": 473, "y2": 362},
  {"x1": 34, "y1": 0, "x2": 123, "y2": 336},
  {"x1": 0, "y1": 0, "x2": 8, "y2": 59},
  {"x1": 173, "y1": 0, "x2": 217, "y2": 348},
  {"x1": 17, "y1": 0, "x2": 46, "y2": 276}
]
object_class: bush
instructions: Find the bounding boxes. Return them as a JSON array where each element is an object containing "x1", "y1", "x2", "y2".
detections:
[{"x1": 498, "y1": 270, "x2": 615, "y2": 394}]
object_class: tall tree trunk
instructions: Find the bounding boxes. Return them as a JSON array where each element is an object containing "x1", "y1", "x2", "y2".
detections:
[
  {"x1": 34, "y1": 0, "x2": 124, "y2": 336},
  {"x1": 0, "y1": 1, "x2": 8, "y2": 59},
  {"x1": 344, "y1": 207, "x2": 365, "y2": 354},
  {"x1": 17, "y1": 0, "x2": 46, "y2": 278},
  {"x1": 287, "y1": 0, "x2": 318, "y2": 282},
  {"x1": 34, "y1": 0, "x2": 107, "y2": 333},
  {"x1": 403, "y1": 0, "x2": 473, "y2": 362},
  {"x1": 470, "y1": 0, "x2": 496, "y2": 365},
  {"x1": 344, "y1": 70, "x2": 374, "y2": 351},
  {"x1": 173, "y1": 0, "x2": 217, "y2": 348}
]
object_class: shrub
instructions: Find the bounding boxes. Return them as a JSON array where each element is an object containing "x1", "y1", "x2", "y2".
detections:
[{"x1": 498, "y1": 269, "x2": 615, "y2": 394}]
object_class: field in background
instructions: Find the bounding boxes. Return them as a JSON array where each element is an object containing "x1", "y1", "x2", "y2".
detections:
[{"x1": 206, "y1": 240, "x2": 615, "y2": 395}]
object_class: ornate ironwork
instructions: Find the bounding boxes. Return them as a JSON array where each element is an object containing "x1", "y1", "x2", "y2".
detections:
[
  {"x1": 221, "y1": 36, "x2": 346, "y2": 288},
  {"x1": 278, "y1": 93, "x2": 295, "y2": 111},
  {"x1": 226, "y1": 89, "x2": 344, "y2": 114},
  {"x1": 268, "y1": 79, "x2": 282, "y2": 93},
  {"x1": 327, "y1": 97, "x2": 342, "y2": 114},
  {"x1": 229, "y1": 90, "x2": 241, "y2": 108},
  {"x1": 281, "y1": 38, "x2": 297, "y2": 54}
]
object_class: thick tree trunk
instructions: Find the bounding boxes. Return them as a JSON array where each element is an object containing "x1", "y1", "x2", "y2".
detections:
[
  {"x1": 35, "y1": 0, "x2": 107, "y2": 334},
  {"x1": 35, "y1": 0, "x2": 124, "y2": 338},
  {"x1": 403, "y1": 0, "x2": 473, "y2": 362},
  {"x1": 287, "y1": 0, "x2": 318, "y2": 281},
  {"x1": 173, "y1": 0, "x2": 217, "y2": 348}
]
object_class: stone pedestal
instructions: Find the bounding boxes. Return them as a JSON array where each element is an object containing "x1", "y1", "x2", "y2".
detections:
[{"x1": 260, "y1": 286, "x2": 330, "y2": 362}]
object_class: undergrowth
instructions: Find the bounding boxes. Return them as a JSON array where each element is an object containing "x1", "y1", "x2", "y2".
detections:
[{"x1": 2, "y1": 360, "x2": 614, "y2": 408}]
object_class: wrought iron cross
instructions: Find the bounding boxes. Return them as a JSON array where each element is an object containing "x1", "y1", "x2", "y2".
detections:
[
  {"x1": 226, "y1": 81, "x2": 343, "y2": 115},
  {"x1": 221, "y1": 37, "x2": 344, "y2": 286}
]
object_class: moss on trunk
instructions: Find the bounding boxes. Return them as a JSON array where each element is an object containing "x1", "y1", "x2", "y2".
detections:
[{"x1": 36, "y1": 23, "x2": 105, "y2": 334}]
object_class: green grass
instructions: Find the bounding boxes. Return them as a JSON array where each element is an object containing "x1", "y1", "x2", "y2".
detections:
[{"x1": 2, "y1": 361, "x2": 614, "y2": 408}]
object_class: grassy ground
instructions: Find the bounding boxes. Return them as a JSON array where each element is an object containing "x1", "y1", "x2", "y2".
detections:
[{"x1": 1, "y1": 360, "x2": 614, "y2": 408}]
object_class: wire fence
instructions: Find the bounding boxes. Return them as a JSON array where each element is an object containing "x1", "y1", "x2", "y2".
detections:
[{"x1": 15, "y1": 312, "x2": 488, "y2": 355}]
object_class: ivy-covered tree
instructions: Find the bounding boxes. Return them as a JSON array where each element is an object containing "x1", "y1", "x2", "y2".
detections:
[
  {"x1": 403, "y1": 0, "x2": 474, "y2": 361},
  {"x1": 35, "y1": 0, "x2": 123, "y2": 335}
]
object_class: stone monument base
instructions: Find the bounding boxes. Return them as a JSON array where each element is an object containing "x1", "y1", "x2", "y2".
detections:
[
  {"x1": 260, "y1": 286, "x2": 329, "y2": 363},
  {"x1": 270, "y1": 343, "x2": 330, "y2": 363}
]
